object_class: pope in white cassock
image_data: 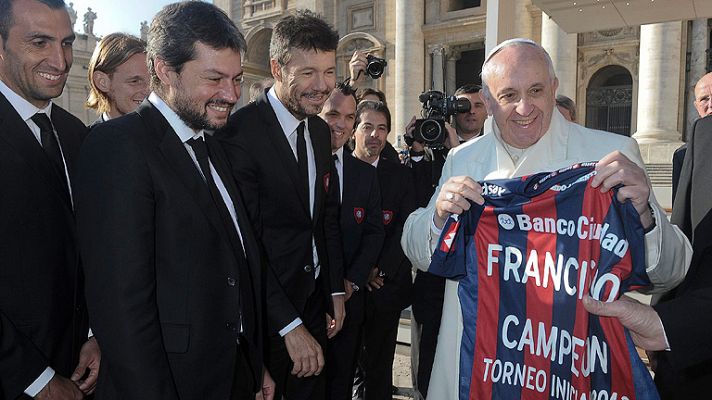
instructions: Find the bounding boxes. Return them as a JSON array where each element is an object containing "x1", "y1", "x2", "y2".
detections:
[{"x1": 401, "y1": 39, "x2": 693, "y2": 399}]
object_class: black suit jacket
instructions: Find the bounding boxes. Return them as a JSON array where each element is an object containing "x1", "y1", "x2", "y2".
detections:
[
  {"x1": 671, "y1": 144, "x2": 686, "y2": 207},
  {"x1": 218, "y1": 91, "x2": 344, "y2": 333},
  {"x1": 656, "y1": 115, "x2": 712, "y2": 398},
  {"x1": 370, "y1": 157, "x2": 415, "y2": 312},
  {"x1": 88, "y1": 113, "x2": 106, "y2": 129},
  {"x1": 671, "y1": 116, "x2": 712, "y2": 241},
  {"x1": 339, "y1": 153, "x2": 384, "y2": 288},
  {"x1": 76, "y1": 101, "x2": 264, "y2": 399},
  {"x1": 0, "y1": 93, "x2": 88, "y2": 399},
  {"x1": 654, "y1": 209, "x2": 712, "y2": 398}
]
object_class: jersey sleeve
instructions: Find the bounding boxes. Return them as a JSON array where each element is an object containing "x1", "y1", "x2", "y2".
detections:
[{"x1": 429, "y1": 212, "x2": 471, "y2": 280}]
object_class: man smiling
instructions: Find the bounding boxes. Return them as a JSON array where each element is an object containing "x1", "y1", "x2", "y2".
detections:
[
  {"x1": 401, "y1": 38, "x2": 692, "y2": 399},
  {"x1": 219, "y1": 10, "x2": 344, "y2": 400},
  {"x1": 86, "y1": 33, "x2": 148, "y2": 123},
  {"x1": 0, "y1": 0, "x2": 98, "y2": 398},
  {"x1": 76, "y1": 3, "x2": 271, "y2": 399}
]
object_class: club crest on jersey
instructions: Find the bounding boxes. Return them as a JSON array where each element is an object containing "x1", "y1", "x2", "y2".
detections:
[
  {"x1": 382, "y1": 210, "x2": 394, "y2": 225},
  {"x1": 497, "y1": 214, "x2": 516, "y2": 230},
  {"x1": 323, "y1": 172, "x2": 330, "y2": 192},
  {"x1": 354, "y1": 207, "x2": 365, "y2": 224}
]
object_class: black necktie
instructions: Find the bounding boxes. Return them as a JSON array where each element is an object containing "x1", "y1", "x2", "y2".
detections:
[
  {"x1": 296, "y1": 121, "x2": 309, "y2": 202},
  {"x1": 187, "y1": 137, "x2": 240, "y2": 238},
  {"x1": 31, "y1": 113, "x2": 69, "y2": 191},
  {"x1": 332, "y1": 154, "x2": 341, "y2": 204}
]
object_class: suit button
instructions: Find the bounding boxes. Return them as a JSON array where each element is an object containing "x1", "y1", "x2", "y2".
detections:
[
  {"x1": 227, "y1": 277, "x2": 236, "y2": 287},
  {"x1": 303, "y1": 264, "x2": 313, "y2": 273}
]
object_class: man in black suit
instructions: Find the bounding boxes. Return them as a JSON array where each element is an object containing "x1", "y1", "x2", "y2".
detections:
[
  {"x1": 318, "y1": 84, "x2": 384, "y2": 400},
  {"x1": 585, "y1": 115, "x2": 712, "y2": 399},
  {"x1": 672, "y1": 72, "x2": 712, "y2": 206},
  {"x1": 0, "y1": 0, "x2": 98, "y2": 398},
  {"x1": 218, "y1": 10, "x2": 344, "y2": 400},
  {"x1": 352, "y1": 101, "x2": 415, "y2": 399},
  {"x1": 76, "y1": 3, "x2": 271, "y2": 399}
]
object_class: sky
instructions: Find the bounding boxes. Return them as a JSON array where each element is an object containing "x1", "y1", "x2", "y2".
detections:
[{"x1": 68, "y1": 0, "x2": 210, "y2": 37}]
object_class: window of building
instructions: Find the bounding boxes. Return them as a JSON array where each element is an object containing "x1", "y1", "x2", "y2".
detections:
[
  {"x1": 447, "y1": 0, "x2": 481, "y2": 12},
  {"x1": 455, "y1": 48, "x2": 485, "y2": 91}
]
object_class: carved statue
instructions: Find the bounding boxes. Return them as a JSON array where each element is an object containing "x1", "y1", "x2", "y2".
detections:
[
  {"x1": 83, "y1": 7, "x2": 97, "y2": 36},
  {"x1": 67, "y1": 2, "x2": 77, "y2": 31}
]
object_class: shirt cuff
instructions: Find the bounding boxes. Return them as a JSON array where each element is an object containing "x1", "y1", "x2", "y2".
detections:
[
  {"x1": 643, "y1": 212, "x2": 662, "y2": 272},
  {"x1": 278, "y1": 318, "x2": 303, "y2": 337},
  {"x1": 660, "y1": 317, "x2": 671, "y2": 351},
  {"x1": 431, "y1": 213, "x2": 443, "y2": 236},
  {"x1": 88, "y1": 328, "x2": 94, "y2": 338},
  {"x1": 25, "y1": 367, "x2": 55, "y2": 397},
  {"x1": 332, "y1": 292, "x2": 346, "y2": 296},
  {"x1": 411, "y1": 155, "x2": 424, "y2": 162}
]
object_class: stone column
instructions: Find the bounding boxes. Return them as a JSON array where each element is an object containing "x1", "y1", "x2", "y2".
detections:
[
  {"x1": 395, "y1": 0, "x2": 424, "y2": 143},
  {"x1": 485, "y1": 0, "x2": 515, "y2": 54},
  {"x1": 486, "y1": 0, "x2": 537, "y2": 54},
  {"x1": 445, "y1": 50, "x2": 461, "y2": 95},
  {"x1": 686, "y1": 19, "x2": 711, "y2": 138},
  {"x1": 541, "y1": 12, "x2": 578, "y2": 100},
  {"x1": 634, "y1": 22, "x2": 684, "y2": 144},
  {"x1": 429, "y1": 45, "x2": 446, "y2": 92}
]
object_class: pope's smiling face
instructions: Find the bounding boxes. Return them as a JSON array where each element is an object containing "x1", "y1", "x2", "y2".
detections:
[
  {"x1": 483, "y1": 45, "x2": 559, "y2": 149},
  {"x1": 0, "y1": 0, "x2": 75, "y2": 108}
]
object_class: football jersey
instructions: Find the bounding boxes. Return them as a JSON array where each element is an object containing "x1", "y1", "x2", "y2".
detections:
[{"x1": 430, "y1": 162, "x2": 659, "y2": 400}]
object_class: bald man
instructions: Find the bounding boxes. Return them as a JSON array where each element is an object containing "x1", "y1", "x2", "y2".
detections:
[{"x1": 672, "y1": 72, "x2": 712, "y2": 206}]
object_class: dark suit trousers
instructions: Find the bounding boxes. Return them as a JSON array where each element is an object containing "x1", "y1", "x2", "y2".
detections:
[
  {"x1": 268, "y1": 284, "x2": 327, "y2": 400},
  {"x1": 326, "y1": 289, "x2": 367, "y2": 400},
  {"x1": 361, "y1": 296, "x2": 401, "y2": 400},
  {"x1": 232, "y1": 343, "x2": 259, "y2": 400},
  {"x1": 411, "y1": 271, "x2": 445, "y2": 398}
]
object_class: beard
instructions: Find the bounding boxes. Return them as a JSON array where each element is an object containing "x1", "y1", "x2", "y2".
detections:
[
  {"x1": 172, "y1": 90, "x2": 233, "y2": 131},
  {"x1": 284, "y1": 89, "x2": 331, "y2": 120}
]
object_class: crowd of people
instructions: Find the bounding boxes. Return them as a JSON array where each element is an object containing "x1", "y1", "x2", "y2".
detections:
[{"x1": 0, "y1": 0, "x2": 710, "y2": 400}]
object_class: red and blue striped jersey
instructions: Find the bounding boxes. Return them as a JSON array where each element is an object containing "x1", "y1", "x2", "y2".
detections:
[{"x1": 430, "y1": 162, "x2": 659, "y2": 400}]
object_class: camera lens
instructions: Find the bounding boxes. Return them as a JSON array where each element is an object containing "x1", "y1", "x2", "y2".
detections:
[
  {"x1": 419, "y1": 119, "x2": 442, "y2": 142},
  {"x1": 367, "y1": 62, "x2": 384, "y2": 78},
  {"x1": 453, "y1": 97, "x2": 471, "y2": 113}
]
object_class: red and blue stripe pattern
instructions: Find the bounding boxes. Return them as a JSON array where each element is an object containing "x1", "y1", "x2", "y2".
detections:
[{"x1": 430, "y1": 163, "x2": 658, "y2": 400}]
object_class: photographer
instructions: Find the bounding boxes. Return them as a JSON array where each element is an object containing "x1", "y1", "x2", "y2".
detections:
[
  {"x1": 452, "y1": 84, "x2": 487, "y2": 141},
  {"x1": 404, "y1": 84, "x2": 485, "y2": 199}
]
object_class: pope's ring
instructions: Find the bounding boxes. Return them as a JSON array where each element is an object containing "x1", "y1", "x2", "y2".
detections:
[{"x1": 446, "y1": 192, "x2": 455, "y2": 200}]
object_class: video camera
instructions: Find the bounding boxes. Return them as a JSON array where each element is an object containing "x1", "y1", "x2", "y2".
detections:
[{"x1": 412, "y1": 91, "x2": 470, "y2": 148}]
